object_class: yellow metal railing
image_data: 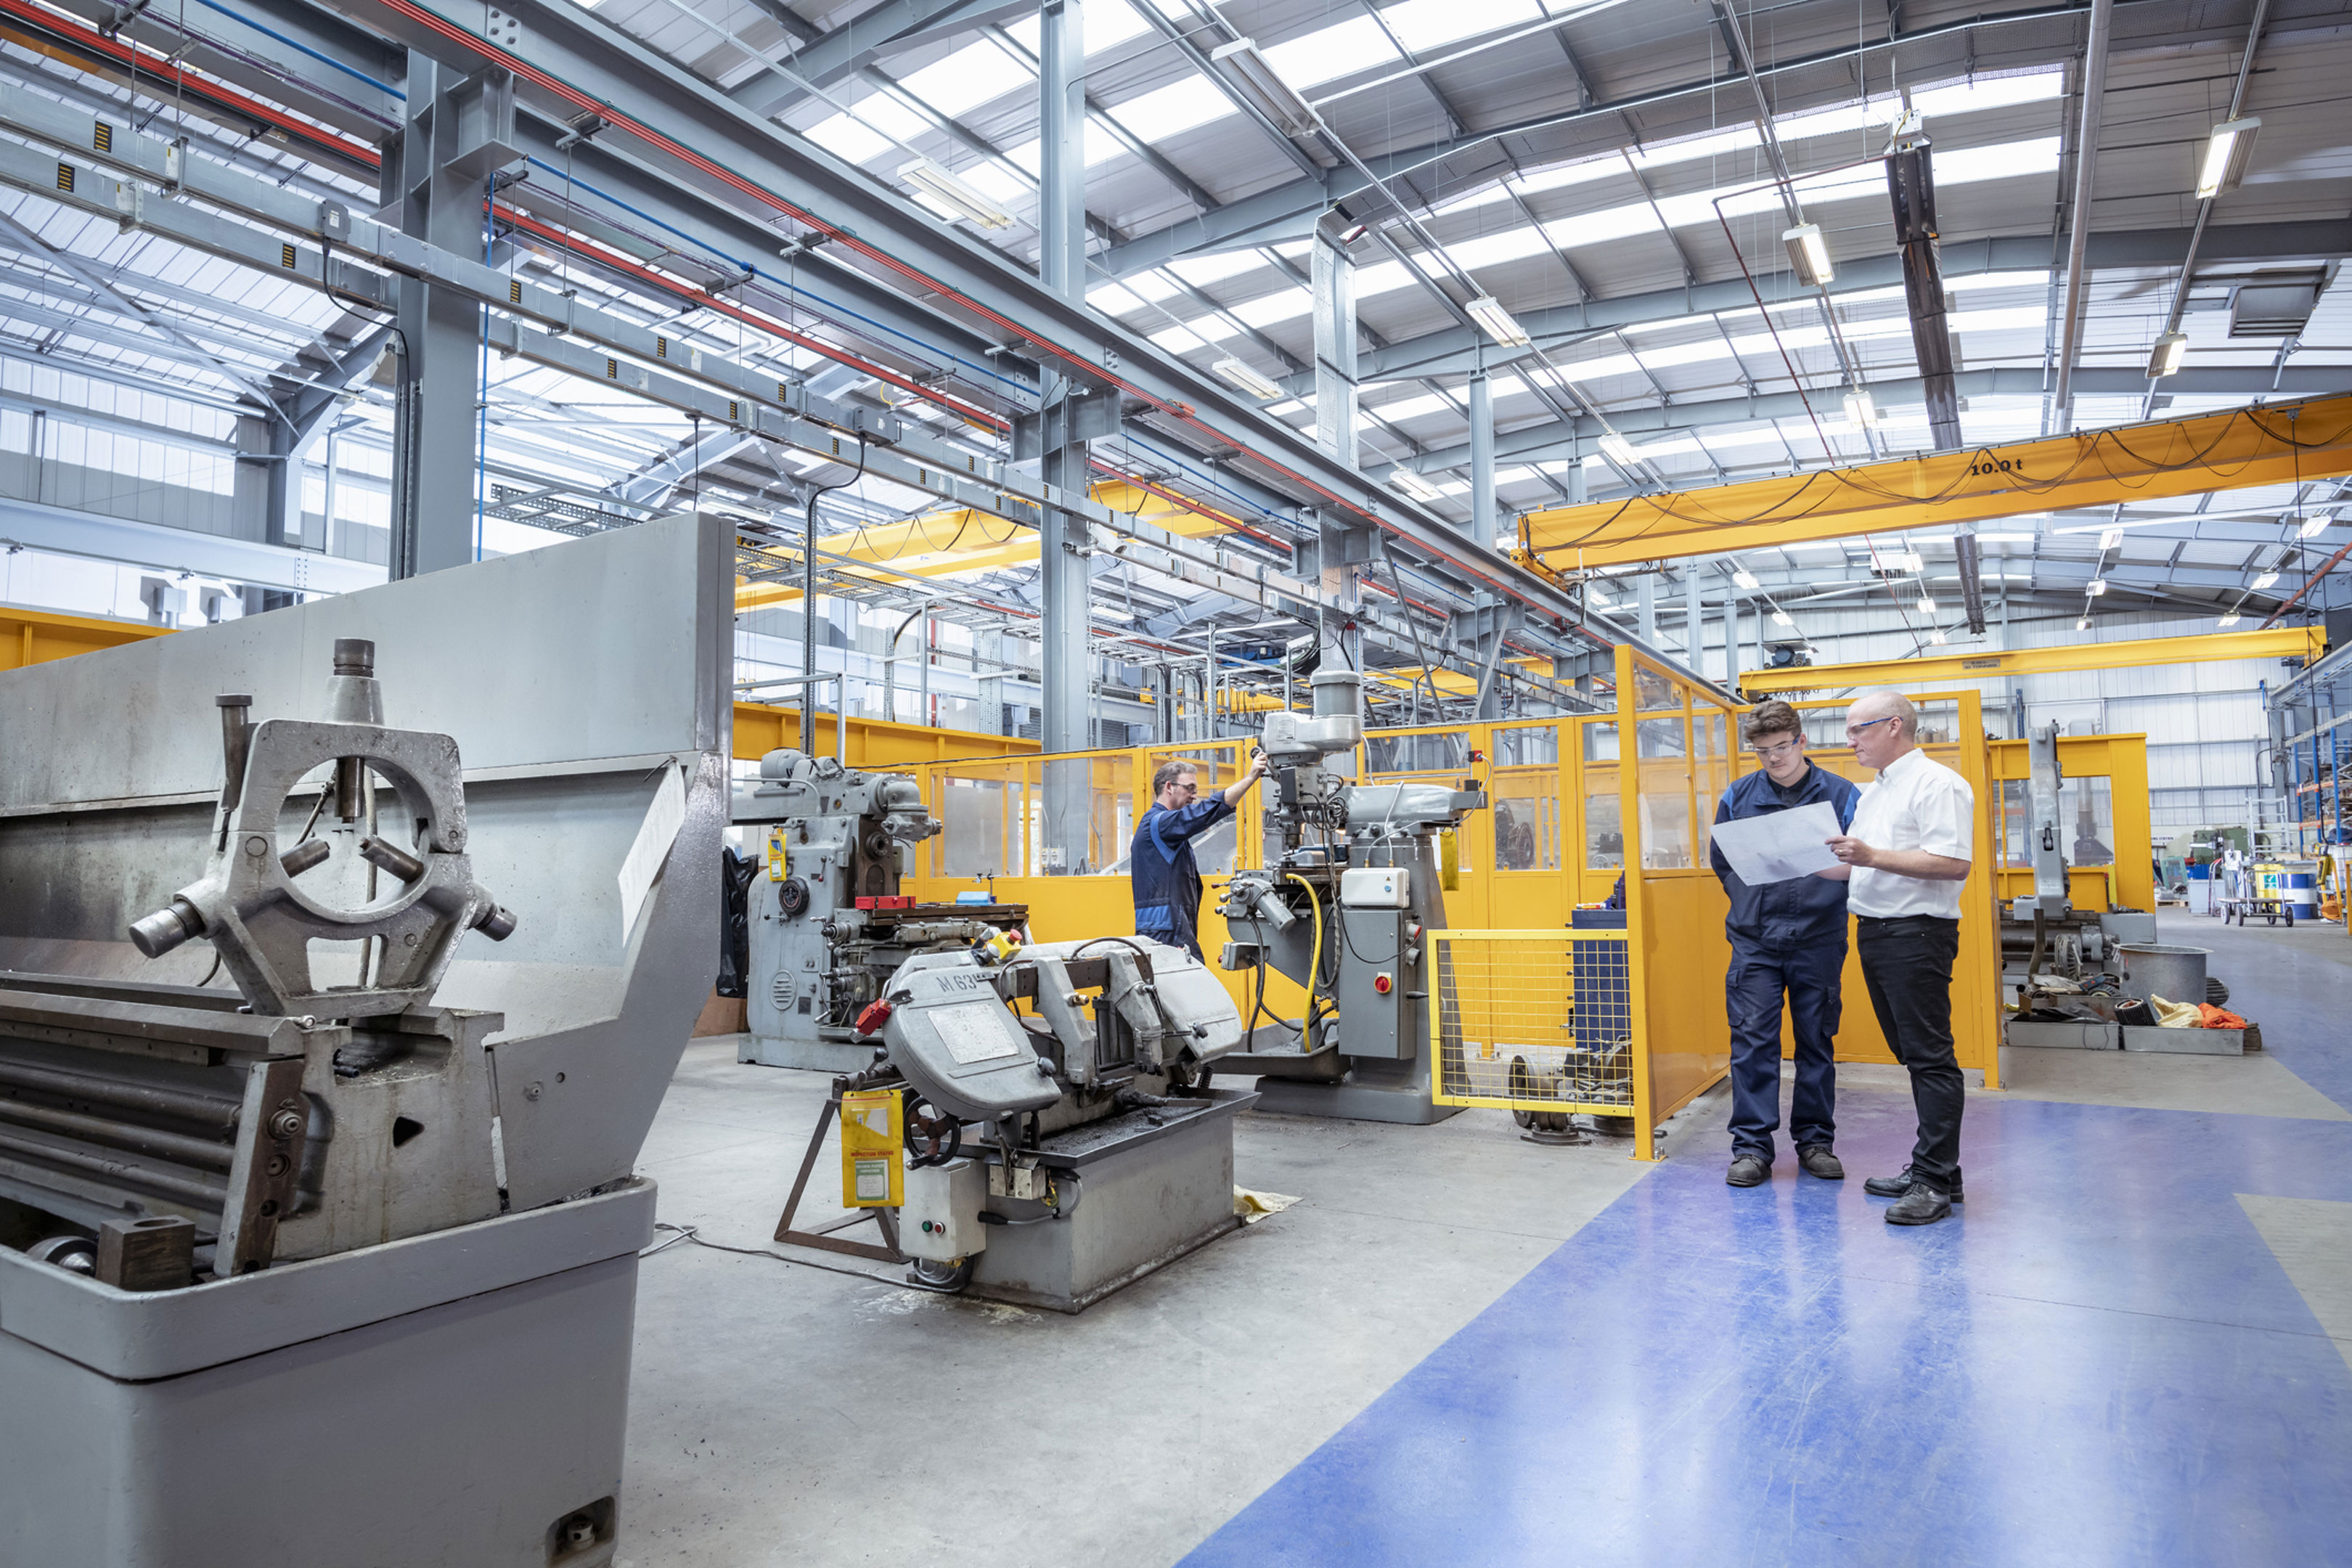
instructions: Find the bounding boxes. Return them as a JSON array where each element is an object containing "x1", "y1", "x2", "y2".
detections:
[{"x1": 1429, "y1": 928, "x2": 1653, "y2": 1158}]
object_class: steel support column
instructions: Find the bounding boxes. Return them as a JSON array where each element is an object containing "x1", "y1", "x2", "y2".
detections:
[
  {"x1": 2050, "y1": 0, "x2": 2113, "y2": 432},
  {"x1": 1637, "y1": 574, "x2": 1657, "y2": 646},
  {"x1": 1312, "y1": 219, "x2": 1357, "y2": 466},
  {"x1": 1683, "y1": 568, "x2": 1702, "y2": 674},
  {"x1": 385, "y1": 52, "x2": 489, "y2": 579},
  {"x1": 1036, "y1": 0, "x2": 1092, "y2": 870},
  {"x1": 1469, "y1": 367, "x2": 1495, "y2": 546}
]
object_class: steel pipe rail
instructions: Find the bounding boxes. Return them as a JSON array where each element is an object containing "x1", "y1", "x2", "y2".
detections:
[{"x1": 1517, "y1": 396, "x2": 2352, "y2": 570}]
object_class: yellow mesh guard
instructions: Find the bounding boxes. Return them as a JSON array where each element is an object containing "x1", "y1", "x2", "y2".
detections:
[{"x1": 1429, "y1": 929, "x2": 1636, "y2": 1119}]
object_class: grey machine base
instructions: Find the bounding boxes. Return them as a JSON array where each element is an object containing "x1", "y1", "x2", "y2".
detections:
[
  {"x1": 0, "y1": 1180, "x2": 656, "y2": 1568},
  {"x1": 1222, "y1": 1030, "x2": 1460, "y2": 1126},
  {"x1": 965, "y1": 1088, "x2": 1256, "y2": 1314},
  {"x1": 2123, "y1": 1024, "x2": 2248, "y2": 1055},
  {"x1": 2005, "y1": 1020, "x2": 2120, "y2": 1050},
  {"x1": 740, "y1": 1029, "x2": 878, "y2": 1074}
]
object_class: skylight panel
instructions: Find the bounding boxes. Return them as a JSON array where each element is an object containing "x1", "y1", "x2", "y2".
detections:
[
  {"x1": 1231, "y1": 288, "x2": 1311, "y2": 328},
  {"x1": 897, "y1": 41, "x2": 1032, "y2": 119},
  {"x1": 1909, "y1": 68, "x2": 2064, "y2": 119},
  {"x1": 1264, "y1": 16, "x2": 1399, "y2": 89},
  {"x1": 805, "y1": 114, "x2": 894, "y2": 166},
  {"x1": 848, "y1": 94, "x2": 933, "y2": 144},
  {"x1": 1124, "y1": 270, "x2": 1182, "y2": 303},
  {"x1": 1933, "y1": 136, "x2": 2061, "y2": 184},
  {"x1": 1167, "y1": 250, "x2": 1266, "y2": 287},
  {"x1": 1088, "y1": 280, "x2": 1151, "y2": 316},
  {"x1": 1509, "y1": 158, "x2": 1626, "y2": 200},
  {"x1": 1111, "y1": 76, "x2": 1236, "y2": 142},
  {"x1": 1377, "y1": 0, "x2": 1544, "y2": 55},
  {"x1": 1447, "y1": 226, "x2": 1552, "y2": 271},
  {"x1": 1148, "y1": 322, "x2": 1212, "y2": 352},
  {"x1": 1005, "y1": 0, "x2": 1152, "y2": 57},
  {"x1": 1628, "y1": 124, "x2": 1758, "y2": 173},
  {"x1": 1541, "y1": 203, "x2": 1662, "y2": 248}
]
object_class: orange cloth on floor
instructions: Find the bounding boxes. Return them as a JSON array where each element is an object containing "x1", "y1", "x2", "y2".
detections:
[{"x1": 2196, "y1": 1003, "x2": 2248, "y2": 1029}]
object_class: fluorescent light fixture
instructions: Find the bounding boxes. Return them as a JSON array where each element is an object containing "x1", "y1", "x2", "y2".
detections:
[
  {"x1": 1212, "y1": 356, "x2": 1284, "y2": 401},
  {"x1": 1588, "y1": 591, "x2": 1612, "y2": 609},
  {"x1": 2300, "y1": 515, "x2": 2332, "y2": 538},
  {"x1": 1391, "y1": 468, "x2": 1442, "y2": 502},
  {"x1": 1209, "y1": 39, "x2": 1326, "y2": 139},
  {"x1": 1598, "y1": 433, "x2": 1638, "y2": 467},
  {"x1": 2251, "y1": 571, "x2": 2279, "y2": 590},
  {"x1": 2086, "y1": 579, "x2": 2107, "y2": 596},
  {"x1": 1783, "y1": 222, "x2": 1833, "y2": 286},
  {"x1": 2099, "y1": 528, "x2": 2124, "y2": 550},
  {"x1": 2194, "y1": 117, "x2": 2260, "y2": 200},
  {"x1": 2076, "y1": 617, "x2": 2091, "y2": 631},
  {"x1": 1930, "y1": 627, "x2": 1948, "y2": 645},
  {"x1": 1842, "y1": 390, "x2": 1881, "y2": 428},
  {"x1": 898, "y1": 160, "x2": 1013, "y2": 229},
  {"x1": 2218, "y1": 611, "x2": 2241, "y2": 626},
  {"x1": 1979, "y1": 531, "x2": 2038, "y2": 543},
  {"x1": 1917, "y1": 595, "x2": 1936, "y2": 613},
  {"x1": 1463, "y1": 294, "x2": 1531, "y2": 348},
  {"x1": 2146, "y1": 330, "x2": 2189, "y2": 379},
  {"x1": 1731, "y1": 568, "x2": 1760, "y2": 590},
  {"x1": 1771, "y1": 609, "x2": 1794, "y2": 626}
]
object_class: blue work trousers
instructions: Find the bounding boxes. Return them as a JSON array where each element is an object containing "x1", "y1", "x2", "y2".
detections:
[{"x1": 1725, "y1": 936, "x2": 1845, "y2": 1164}]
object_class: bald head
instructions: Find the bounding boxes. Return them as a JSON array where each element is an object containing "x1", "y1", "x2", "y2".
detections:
[{"x1": 1848, "y1": 688, "x2": 1919, "y2": 738}]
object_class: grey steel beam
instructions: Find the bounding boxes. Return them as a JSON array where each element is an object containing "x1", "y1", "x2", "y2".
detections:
[
  {"x1": 730, "y1": 0, "x2": 1037, "y2": 120},
  {"x1": 2051, "y1": 0, "x2": 2115, "y2": 429},
  {"x1": 1299, "y1": 224, "x2": 2352, "y2": 394},
  {"x1": 0, "y1": 491, "x2": 384, "y2": 597},
  {"x1": 1311, "y1": 220, "x2": 1357, "y2": 465},
  {"x1": 317, "y1": 0, "x2": 1690, "y2": 672}
]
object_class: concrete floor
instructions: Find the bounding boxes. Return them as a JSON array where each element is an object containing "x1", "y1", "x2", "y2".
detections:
[{"x1": 616, "y1": 910, "x2": 2352, "y2": 1567}]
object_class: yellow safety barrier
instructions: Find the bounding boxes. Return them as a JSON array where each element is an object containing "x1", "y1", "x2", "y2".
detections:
[{"x1": 1428, "y1": 928, "x2": 1651, "y2": 1158}]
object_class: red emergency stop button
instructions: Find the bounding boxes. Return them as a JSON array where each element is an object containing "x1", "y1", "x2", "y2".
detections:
[
  {"x1": 854, "y1": 1000, "x2": 894, "y2": 1036},
  {"x1": 1373, "y1": 972, "x2": 1393, "y2": 995}
]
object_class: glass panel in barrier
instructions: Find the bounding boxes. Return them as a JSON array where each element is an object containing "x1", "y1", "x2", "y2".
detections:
[
  {"x1": 1141, "y1": 747, "x2": 1237, "y2": 875},
  {"x1": 2062, "y1": 775, "x2": 2115, "y2": 866},
  {"x1": 1914, "y1": 700, "x2": 1961, "y2": 745},
  {"x1": 1365, "y1": 730, "x2": 1469, "y2": 775},
  {"x1": 1693, "y1": 709, "x2": 1732, "y2": 834},
  {"x1": 1585, "y1": 771, "x2": 1624, "y2": 869},
  {"x1": 1583, "y1": 719, "x2": 1619, "y2": 761},
  {"x1": 1634, "y1": 665, "x2": 1678, "y2": 712},
  {"x1": 2000, "y1": 780, "x2": 2031, "y2": 868},
  {"x1": 1491, "y1": 722, "x2": 1561, "y2": 872},
  {"x1": 936, "y1": 771, "x2": 1018, "y2": 878},
  {"x1": 1636, "y1": 714, "x2": 1693, "y2": 870}
]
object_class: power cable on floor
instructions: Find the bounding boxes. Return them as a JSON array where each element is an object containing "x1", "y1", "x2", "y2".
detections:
[{"x1": 640, "y1": 1222, "x2": 962, "y2": 1293}]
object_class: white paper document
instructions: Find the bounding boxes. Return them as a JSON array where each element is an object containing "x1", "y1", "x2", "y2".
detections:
[
  {"x1": 1708, "y1": 801, "x2": 1842, "y2": 886},
  {"x1": 618, "y1": 762, "x2": 688, "y2": 944}
]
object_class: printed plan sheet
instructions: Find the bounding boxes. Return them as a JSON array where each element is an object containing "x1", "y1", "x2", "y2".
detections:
[{"x1": 1708, "y1": 801, "x2": 1842, "y2": 885}]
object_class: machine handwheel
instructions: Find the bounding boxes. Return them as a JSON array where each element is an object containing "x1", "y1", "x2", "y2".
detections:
[{"x1": 904, "y1": 1095, "x2": 963, "y2": 1167}]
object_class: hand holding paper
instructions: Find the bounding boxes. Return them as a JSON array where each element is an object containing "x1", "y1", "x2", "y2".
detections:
[{"x1": 1708, "y1": 801, "x2": 1842, "y2": 886}]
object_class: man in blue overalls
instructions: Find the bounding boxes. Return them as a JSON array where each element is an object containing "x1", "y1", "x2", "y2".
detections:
[
  {"x1": 1710, "y1": 700, "x2": 1861, "y2": 1188},
  {"x1": 1132, "y1": 754, "x2": 1269, "y2": 960}
]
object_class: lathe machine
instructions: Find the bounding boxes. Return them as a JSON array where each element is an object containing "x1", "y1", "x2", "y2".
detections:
[{"x1": 0, "y1": 515, "x2": 728, "y2": 1566}]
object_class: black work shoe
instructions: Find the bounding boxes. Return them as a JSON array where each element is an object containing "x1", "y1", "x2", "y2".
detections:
[
  {"x1": 1863, "y1": 1165, "x2": 1964, "y2": 1203},
  {"x1": 1726, "y1": 1155, "x2": 1770, "y2": 1187},
  {"x1": 1885, "y1": 1184, "x2": 1953, "y2": 1225},
  {"x1": 1797, "y1": 1146, "x2": 1844, "y2": 1180}
]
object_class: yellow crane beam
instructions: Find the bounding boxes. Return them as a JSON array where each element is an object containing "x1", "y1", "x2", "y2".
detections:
[
  {"x1": 1516, "y1": 395, "x2": 2352, "y2": 569},
  {"x1": 1738, "y1": 626, "x2": 2325, "y2": 695}
]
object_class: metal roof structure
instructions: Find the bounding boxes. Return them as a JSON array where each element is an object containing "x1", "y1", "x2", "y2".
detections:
[{"x1": 0, "y1": 0, "x2": 2343, "y2": 715}]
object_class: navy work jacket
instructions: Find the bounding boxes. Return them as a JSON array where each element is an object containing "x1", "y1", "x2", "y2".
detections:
[
  {"x1": 1132, "y1": 796, "x2": 1233, "y2": 957},
  {"x1": 1709, "y1": 763, "x2": 1861, "y2": 952}
]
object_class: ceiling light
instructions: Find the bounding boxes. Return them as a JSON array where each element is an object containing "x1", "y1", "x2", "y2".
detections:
[
  {"x1": 898, "y1": 160, "x2": 1013, "y2": 229},
  {"x1": 1391, "y1": 468, "x2": 1442, "y2": 502},
  {"x1": 2218, "y1": 611, "x2": 2240, "y2": 627},
  {"x1": 2086, "y1": 579, "x2": 2107, "y2": 595},
  {"x1": 1587, "y1": 591, "x2": 1612, "y2": 609},
  {"x1": 2146, "y1": 330, "x2": 2189, "y2": 378},
  {"x1": 1980, "y1": 531, "x2": 2038, "y2": 544},
  {"x1": 1731, "y1": 568, "x2": 1759, "y2": 590},
  {"x1": 1598, "y1": 433, "x2": 1637, "y2": 467},
  {"x1": 1930, "y1": 627, "x2": 1948, "y2": 645},
  {"x1": 1209, "y1": 39, "x2": 1326, "y2": 139},
  {"x1": 1783, "y1": 222, "x2": 1833, "y2": 287},
  {"x1": 2076, "y1": 616, "x2": 2091, "y2": 631},
  {"x1": 1917, "y1": 595, "x2": 1936, "y2": 613},
  {"x1": 1463, "y1": 295, "x2": 1531, "y2": 348},
  {"x1": 2299, "y1": 515, "x2": 2332, "y2": 538},
  {"x1": 1212, "y1": 356, "x2": 1283, "y2": 401},
  {"x1": 1771, "y1": 609, "x2": 1794, "y2": 626},
  {"x1": 2099, "y1": 528, "x2": 2123, "y2": 550},
  {"x1": 1842, "y1": 390, "x2": 1881, "y2": 428},
  {"x1": 2194, "y1": 117, "x2": 2261, "y2": 200},
  {"x1": 2251, "y1": 571, "x2": 2279, "y2": 590}
]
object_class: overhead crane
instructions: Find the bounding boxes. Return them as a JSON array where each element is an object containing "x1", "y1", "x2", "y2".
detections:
[
  {"x1": 1514, "y1": 395, "x2": 2352, "y2": 571},
  {"x1": 1739, "y1": 626, "x2": 2328, "y2": 698}
]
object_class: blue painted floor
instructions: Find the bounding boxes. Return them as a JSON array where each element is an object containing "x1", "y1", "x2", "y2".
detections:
[{"x1": 1186, "y1": 929, "x2": 2352, "y2": 1568}]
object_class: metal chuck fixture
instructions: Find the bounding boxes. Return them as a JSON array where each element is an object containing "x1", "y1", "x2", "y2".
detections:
[{"x1": 128, "y1": 638, "x2": 518, "y2": 1018}]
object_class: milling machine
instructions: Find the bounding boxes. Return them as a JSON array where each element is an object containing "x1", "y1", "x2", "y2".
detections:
[
  {"x1": 2003, "y1": 722, "x2": 2149, "y2": 997},
  {"x1": 0, "y1": 515, "x2": 728, "y2": 1567},
  {"x1": 785, "y1": 932, "x2": 1256, "y2": 1312},
  {"x1": 1210, "y1": 669, "x2": 1485, "y2": 1124},
  {"x1": 732, "y1": 748, "x2": 1028, "y2": 1071}
]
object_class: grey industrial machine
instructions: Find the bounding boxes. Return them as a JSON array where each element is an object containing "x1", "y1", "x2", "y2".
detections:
[
  {"x1": 777, "y1": 932, "x2": 1256, "y2": 1312},
  {"x1": 733, "y1": 748, "x2": 1027, "y2": 1071},
  {"x1": 1211, "y1": 669, "x2": 1486, "y2": 1124},
  {"x1": 0, "y1": 514, "x2": 729, "y2": 1567},
  {"x1": 2004, "y1": 722, "x2": 2144, "y2": 984}
]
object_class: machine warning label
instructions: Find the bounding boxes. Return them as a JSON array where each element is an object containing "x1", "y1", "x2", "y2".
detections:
[
  {"x1": 852, "y1": 1156, "x2": 891, "y2": 1201},
  {"x1": 928, "y1": 1000, "x2": 1022, "y2": 1064}
]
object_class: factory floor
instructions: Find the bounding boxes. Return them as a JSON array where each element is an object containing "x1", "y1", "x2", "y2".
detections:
[{"x1": 619, "y1": 912, "x2": 2352, "y2": 1567}]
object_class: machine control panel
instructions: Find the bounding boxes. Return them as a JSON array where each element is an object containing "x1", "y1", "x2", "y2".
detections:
[{"x1": 1340, "y1": 867, "x2": 1410, "y2": 908}]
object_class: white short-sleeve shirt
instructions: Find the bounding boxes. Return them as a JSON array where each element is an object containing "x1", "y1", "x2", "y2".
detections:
[{"x1": 1846, "y1": 747, "x2": 1976, "y2": 920}]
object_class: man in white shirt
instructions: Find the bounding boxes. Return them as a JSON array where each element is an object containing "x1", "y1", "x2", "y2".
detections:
[{"x1": 1824, "y1": 689, "x2": 1976, "y2": 1227}]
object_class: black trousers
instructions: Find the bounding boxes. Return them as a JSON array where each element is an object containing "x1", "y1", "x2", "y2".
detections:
[{"x1": 1856, "y1": 914, "x2": 1964, "y2": 1189}]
